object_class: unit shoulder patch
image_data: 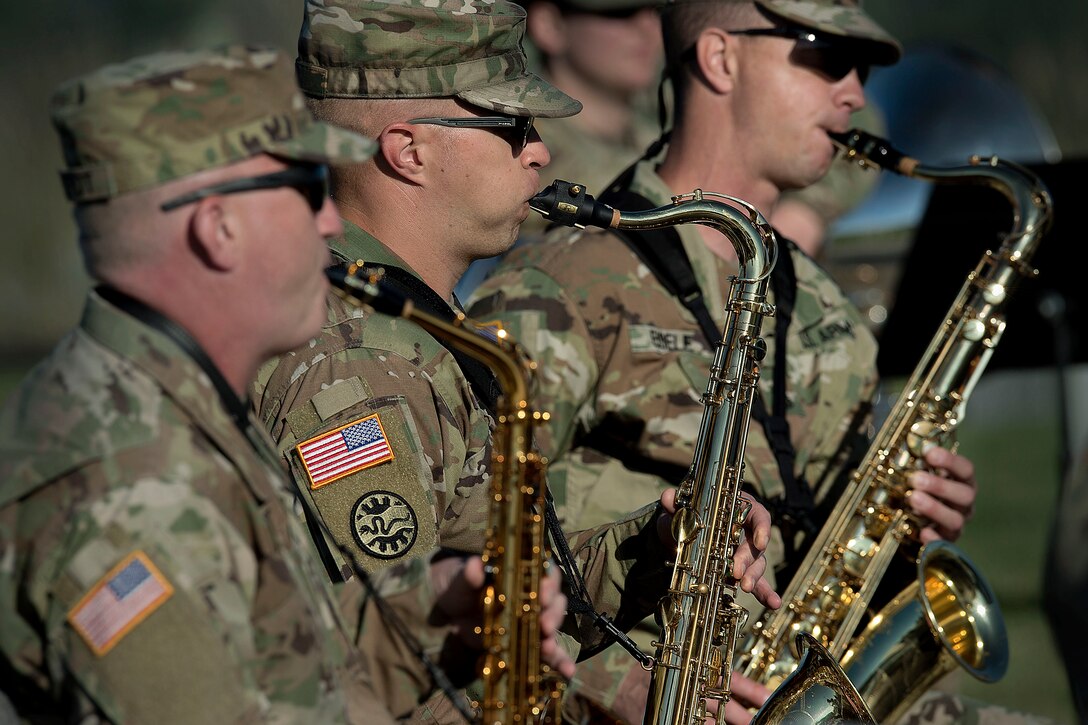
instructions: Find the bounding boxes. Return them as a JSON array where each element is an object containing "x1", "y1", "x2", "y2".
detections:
[
  {"x1": 351, "y1": 490, "x2": 419, "y2": 559},
  {"x1": 296, "y1": 413, "x2": 395, "y2": 489},
  {"x1": 67, "y1": 551, "x2": 174, "y2": 656},
  {"x1": 288, "y1": 399, "x2": 437, "y2": 576}
]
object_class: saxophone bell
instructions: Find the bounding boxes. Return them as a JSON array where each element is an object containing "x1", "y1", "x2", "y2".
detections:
[
  {"x1": 739, "y1": 129, "x2": 1047, "y2": 722},
  {"x1": 752, "y1": 634, "x2": 876, "y2": 725},
  {"x1": 840, "y1": 541, "x2": 1008, "y2": 724}
]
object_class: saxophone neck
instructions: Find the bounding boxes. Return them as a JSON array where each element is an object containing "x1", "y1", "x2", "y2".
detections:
[
  {"x1": 531, "y1": 179, "x2": 778, "y2": 284},
  {"x1": 831, "y1": 128, "x2": 1054, "y2": 260}
]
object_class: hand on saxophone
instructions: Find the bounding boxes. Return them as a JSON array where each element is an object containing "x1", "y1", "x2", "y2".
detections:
[
  {"x1": 430, "y1": 555, "x2": 577, "y2": 680},
  {"x1": 657, "y1": 489, "x2": 783, "y2": 610},
  {"x1": 704, "y1": 670, "x2": 775, "y2": 725},
  {"x1": 907, "y1": 446, "x2": 978, "y2": 543}
]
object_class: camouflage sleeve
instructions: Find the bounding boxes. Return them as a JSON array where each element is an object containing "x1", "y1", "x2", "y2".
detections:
[
  {"x1": 471, "y1": 259, "x2": 672, "y2": 653},
  {"x1": 254, "y1": 312, "x2": 493, "y2": 579},
  {"x1": 354, "y1": 553, "x2": 459, "y2": 720},
  {"x1": 560, "y1": 500, "x2": 671, "y2": 657},
  {"x1": 5, "y1": 473, "x2": 349, "y2": 724},
  {"x1": 468, "y1": 263, "x2": 601, "y2": 504}
]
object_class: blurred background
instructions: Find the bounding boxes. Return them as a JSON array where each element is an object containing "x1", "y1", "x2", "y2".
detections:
[{"x1": 1, "y1": 1, "x2": 1084, "y2": 721}]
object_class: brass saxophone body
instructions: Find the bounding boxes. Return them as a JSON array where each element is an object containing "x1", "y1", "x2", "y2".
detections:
[
  {"x1": 739, "y1": 129, "x2": 1052, "y2": 722},
  {"x1": 532, "y1": 180, "x2": 779, "y2": 725},
  {"x1": 327, "y1": 266, "x2": 563, "y2": 724}
]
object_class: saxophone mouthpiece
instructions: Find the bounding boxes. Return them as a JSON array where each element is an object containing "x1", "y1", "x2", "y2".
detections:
[
  {"x1": 530, "y1": 180, "x2": 619, "y2": 230},
  {"x1": 831, "y1": 129, "x2": 916, "y2": 176}
]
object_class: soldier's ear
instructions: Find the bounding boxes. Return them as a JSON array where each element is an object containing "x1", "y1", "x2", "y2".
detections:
[
  {"x1": 376, "y1": 123, "x2": 426, "y2": 182},
  {"x1": 187, "y1": 196, "x2": 242, "y2": 272},
  {"x1": 527, "y1": 1, "x2": 567, "y2": 57},
  {"x1": 694, "y1": 27, "x2": 738, "y2": 95}
]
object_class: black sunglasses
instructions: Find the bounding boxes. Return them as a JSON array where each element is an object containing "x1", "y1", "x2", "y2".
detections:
[
  {"x1": 160, "y1": 164, "x2": 331, "y2": 213},
  {"x1": 408, "y1": 115, "x2": 536, "y2": 154},
  {"x1": 729, "y1": 26, "x2": 871, "y2": 83}
]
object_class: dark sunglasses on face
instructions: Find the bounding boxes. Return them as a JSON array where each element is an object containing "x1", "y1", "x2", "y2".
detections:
[
  {"x1": 408, "y1": 114, "x2": 536, "y2": 154},
  {"x1": 160, "y1": 163, "x2": 331, "y2": 213},
  {"x1": 728, "y1": 25, "x2": 871, "y2": 83}
]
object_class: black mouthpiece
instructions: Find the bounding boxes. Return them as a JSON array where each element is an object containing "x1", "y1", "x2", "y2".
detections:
[
  {"x1": 530, "y1": 179, "x2": 616, "y2": 229},
  {"x1": 325, "y1": 265, "x2": 410, "y2": 319},
  {"x1": 831, "y1": 129, "x2": 908, "y2": 172}
]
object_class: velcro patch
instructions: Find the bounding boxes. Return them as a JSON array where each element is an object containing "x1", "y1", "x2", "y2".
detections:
[
  {"x1": 296, "y1": 413, "x2": 395, "y2": 489},
  {"x1": 67, "y1": 551, "x2": 174, "y2": 656}
]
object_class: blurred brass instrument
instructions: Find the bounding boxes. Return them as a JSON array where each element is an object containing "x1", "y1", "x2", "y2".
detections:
[
  {"x1": 739, "y1": 129, "x2": 1052, "y2": 722},
  {"x1": 327, "y1": 265, "x2": 563, "y2": 724},
  {"x1": 533, "y1": 180, "x2": 792, "y2": 724}
]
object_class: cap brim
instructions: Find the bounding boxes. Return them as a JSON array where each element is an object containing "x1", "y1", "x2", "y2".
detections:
[
  {"x1": 267, "y1": 120, "x2": 377, "y2": 165},
  {"x1": 757, "y1": 1, "x2": 902, "y2": 65},
  {"x1": 458, "y1": 71, "x2": 582, "y2": 118}
]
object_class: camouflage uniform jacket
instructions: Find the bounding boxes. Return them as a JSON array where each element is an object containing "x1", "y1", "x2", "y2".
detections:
[
  {"x1": 469, "y1": 156, "x2": 880, "y2": 599},
  {"x1": 0, "y1": 290, "x2": 386, "y2": 724},
  {"x1": 253, "y1": 221, "x2": 671, "y2": 645}
]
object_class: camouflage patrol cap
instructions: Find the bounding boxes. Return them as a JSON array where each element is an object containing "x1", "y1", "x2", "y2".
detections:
[
  {"x1": 297, "y1": 0, "x2": 582, "y2": 118},
  {"x1": 52, "y1": 45, "x2": 378, "y2": 204},
  {"x1": 755, "y1": 0, "x2": 901, "y2": 64}
]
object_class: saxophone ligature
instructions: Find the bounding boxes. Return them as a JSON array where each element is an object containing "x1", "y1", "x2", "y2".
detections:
[
  {"x1": 739, "y1": 129, "x2": 1052, "y2": 723},
  {"x1": 532, "y1": 180, "x2": 843, "y2": 725},
  {"x1": 327, "y1": 265, "x2": 564, "y2": 724}
]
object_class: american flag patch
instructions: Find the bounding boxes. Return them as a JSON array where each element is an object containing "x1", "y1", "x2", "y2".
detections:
[
  {"x1": 297, "y1": 413, "x2": 395, "y2": 489},
  {"x1": 68, "y1": 551, "x2": 174, "y2": 656}
]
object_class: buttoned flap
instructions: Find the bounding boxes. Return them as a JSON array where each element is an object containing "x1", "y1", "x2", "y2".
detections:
[{"x1": 286, "y1": 391, "x2": 438, "y2": 578}]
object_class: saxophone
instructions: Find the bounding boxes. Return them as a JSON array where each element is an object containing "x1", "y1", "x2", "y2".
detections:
[
  {"x1": 327, "y1": 265, "x2": 563, "y2": 725},
  {"x1": 739, "y1": 129, "x2": 1053, "y2": 723},
  {"x1": 532, "y1": 180, "x2": 788, "y2": 724}
]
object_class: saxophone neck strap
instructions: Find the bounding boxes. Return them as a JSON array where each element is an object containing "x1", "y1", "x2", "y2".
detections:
[
  {"x1": 542, "y1": 491, "x2": 655, "y2": 669},
  {"x1": 594, "y1": 178, "x2": 816, "y2": 533}
]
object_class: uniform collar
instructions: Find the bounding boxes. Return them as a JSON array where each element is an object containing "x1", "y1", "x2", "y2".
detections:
[
  {"x1": 85, "y1": 288, "x2": 283, "y2": 481},
  {"x1": 330, "y1": 219, "x2": 426, "y2": 282}
]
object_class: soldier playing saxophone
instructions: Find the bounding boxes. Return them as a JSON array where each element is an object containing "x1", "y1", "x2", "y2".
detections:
[
  {"x1": 253, "y1": 0, "x2": 780, "y2": 719},
  {"x1": 465, "y1": 2, "x2": 1013, "y2": 722}
]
